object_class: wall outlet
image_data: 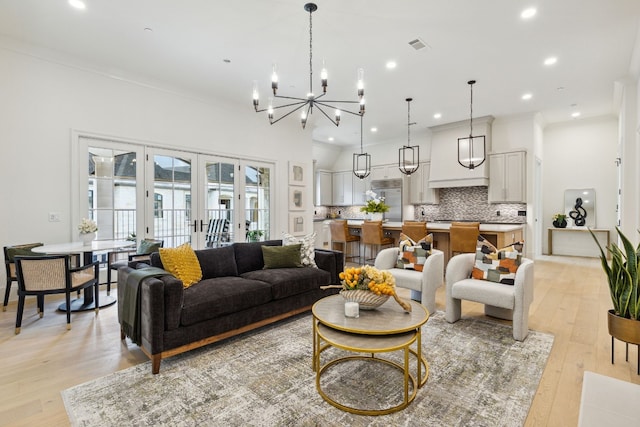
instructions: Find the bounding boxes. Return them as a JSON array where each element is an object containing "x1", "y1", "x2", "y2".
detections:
[
  {"x1": 496, "y1": 210, "x2": 501, "y2": 216},
  {"x1": 48, "y1": 212, "x2": 61, "y2": 222},
  {"x1": 517, "y1": 210, "x2": 527, "y2": 216}
]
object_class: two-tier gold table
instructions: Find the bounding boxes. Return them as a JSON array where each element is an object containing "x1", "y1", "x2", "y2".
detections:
[{"x1": 312, "y1": 295, "x2": 429, "y2": 415}]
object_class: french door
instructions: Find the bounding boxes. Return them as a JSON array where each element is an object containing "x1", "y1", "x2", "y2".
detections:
[{"x1": 76, "y1": 137, "x2": 273, "y2": 250}]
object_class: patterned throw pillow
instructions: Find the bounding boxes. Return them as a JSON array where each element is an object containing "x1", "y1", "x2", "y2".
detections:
[
  {"x1": 472, "y1": 236, "x2": 524, "y2": 285},
  {"x1": 159, "y1": 243, "x2": 203, "y2": 288},
  {"x1": 282, "y1": 231, "x2": 317, "y2": 268},
  {"x1": 396, "y1": 233, "x2": 433, "y2": 272}
]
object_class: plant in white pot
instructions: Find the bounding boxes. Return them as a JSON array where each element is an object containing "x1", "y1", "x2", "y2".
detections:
[
  {"x1": 360, "y1": 190, "x2": 390, "y2": 221},
  {"x1": 591, "y1": 227, "x2": 640, "y2": 372}
]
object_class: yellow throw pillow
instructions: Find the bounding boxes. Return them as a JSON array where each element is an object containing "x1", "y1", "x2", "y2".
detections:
[{"x1": 159, "y1": 243, "x2": 202, "y2": 288}]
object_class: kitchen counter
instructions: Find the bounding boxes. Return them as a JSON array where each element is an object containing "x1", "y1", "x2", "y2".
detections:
[
  {"x1": 339, "y1": 220, "x2": 525, "y2": 265},
  {"x1": 345, "y1": 220, "x2": 524, "y2": 233}
]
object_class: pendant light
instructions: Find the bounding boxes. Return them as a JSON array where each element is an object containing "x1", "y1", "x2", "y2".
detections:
[
  {"x1": 398, "y1": 97, "x2": 419, "y2": 176},
  {"x1": 353, "y1": 115, "x2": 371, "y2": 179},
  {"x1": 458, "y1": 80, "x2": 486, "y2": 170}
]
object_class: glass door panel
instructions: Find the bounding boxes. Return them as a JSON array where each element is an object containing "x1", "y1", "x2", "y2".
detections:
[
  {"x1": 243, "y1": 161, "x2": 273, "y2": 242},
  {"x1": 147, "y1": 149, "x2": 196, "y2": 248},
  {"x1": 199, "y1": 156, "x2": 238, "y2": 248}
]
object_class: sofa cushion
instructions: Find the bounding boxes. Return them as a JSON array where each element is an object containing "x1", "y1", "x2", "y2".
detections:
[
  {"x1": 159, "y1": 243, "x2": 202, "y2": 288},
  {"x1": 282, "y1": 231, "x2": 317, "y2": 267},
  {"x1": 195, "y1": 246, "x2": 238, "y2": 279},
  {"x1": 180, "y1": 277, "x2": 273, "y2": 326},
  {"x1": 234, "y1": 240, "x2": 282, "y2": 274},
  {"x1": 396, "y1": 233, "x2": 433, "y2": 272},
  {"x1": 472, "y1": 238, "x2": 524, "y2": 285},
  {"x1": 262, "y1": 244, "x2": 302, "y2": 269},
  {"x1": 241, "y1": 267, "x2": 331, "y2": 300}
]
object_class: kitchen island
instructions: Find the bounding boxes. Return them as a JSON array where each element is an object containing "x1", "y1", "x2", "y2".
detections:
[{"x1": 343, "y1": 220, "x2": 525, "y2": 265}]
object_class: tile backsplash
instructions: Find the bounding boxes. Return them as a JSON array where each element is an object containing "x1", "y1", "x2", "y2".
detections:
[
  {"x1": 415, "y1": 186, "x2": 526, "y2": 224},
  {"x1": 315, "y1": 186, "x2": 526, "y2": 224}
]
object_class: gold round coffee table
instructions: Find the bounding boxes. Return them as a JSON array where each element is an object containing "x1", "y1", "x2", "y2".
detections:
[{"x1": 312, "y1": 294, "x2": 429, "y2": 415}]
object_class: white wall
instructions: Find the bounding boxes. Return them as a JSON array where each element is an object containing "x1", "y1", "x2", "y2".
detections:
[
  {"x1": 541, "y1": 116, "x2": 619, "y2": 254},
  {"x1": 0, "y1": 41, "x2": 314, "y2": 295}
]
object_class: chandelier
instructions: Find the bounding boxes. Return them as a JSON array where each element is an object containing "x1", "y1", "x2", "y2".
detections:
[
  {"x1": 458, "y1": 80, "x2": 486, "y2": 169},
  {"x1": 353, "y1": 115, "x2": 371, "y2": 179},
  {"x1": 252, "y1": 3, "x2": 365, "y2": 129},
  {"x1": 398, "y1": 98, "x2": 420, "y2": 176}
]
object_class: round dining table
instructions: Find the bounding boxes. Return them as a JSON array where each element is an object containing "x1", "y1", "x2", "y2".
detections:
[{"x1": 33, "y1": 240, "x2": 135, "y2": 312}]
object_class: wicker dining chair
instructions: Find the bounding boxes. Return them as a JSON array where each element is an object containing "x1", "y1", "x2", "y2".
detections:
[
  {"x1": 3, "y1": 243, "x2": 44, "y2": 311},
  {"x1": 14, "y1": 254, "x2": 100, "y2": 334}
]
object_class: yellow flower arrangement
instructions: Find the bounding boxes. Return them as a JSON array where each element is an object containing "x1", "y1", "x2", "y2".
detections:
[{"x1": 339, "y1": 265, "x2": 396, "y2": 296}]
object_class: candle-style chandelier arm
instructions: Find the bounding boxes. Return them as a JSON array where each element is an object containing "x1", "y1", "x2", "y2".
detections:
[{"x1": 314, "y1": 101, "x2": 363, "y2": 116}]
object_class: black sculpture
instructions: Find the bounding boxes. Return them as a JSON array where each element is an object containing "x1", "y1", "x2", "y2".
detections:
[{"x1": 569, "y1": 197, "x2": 587, "y2": 226}]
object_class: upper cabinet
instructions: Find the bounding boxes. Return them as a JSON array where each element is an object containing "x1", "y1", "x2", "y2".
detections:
[
  {"x1": 352, "y1": 173, "x2": 370, "y2": 205},
  {"x1": 409, "y1": 162, "x2": 440, "y2": 204},
  {"x1": 488, "y1": 150, "x2": 526, "y2": 203},
  {"x1": 332, "y1": 171, "x2": 353, "y2": 206},
  {"x1": 370, "y1": 164, "x2": 402, "y2": 181},
  {"x1": 314, "y1": 171, "x2": 332, "y2": 206}
]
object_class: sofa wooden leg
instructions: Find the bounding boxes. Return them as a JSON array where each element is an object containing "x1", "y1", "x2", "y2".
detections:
[
  {"x1": 152, "y1": 355, "x2": 161, "y2": 374},
  {"x1": 120, "y1": 328, "x2": 126, "y2": 340}
]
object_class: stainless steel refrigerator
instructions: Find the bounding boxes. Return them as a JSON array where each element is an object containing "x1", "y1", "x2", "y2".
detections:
[{"x1": 371, "y1": 179, "x2": 402, "y2": 222}]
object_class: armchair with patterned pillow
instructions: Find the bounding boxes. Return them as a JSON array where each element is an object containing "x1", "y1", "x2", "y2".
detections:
[
  {"x1": 445, "y1": 238, "x2": 534, "y2": 341},
  {"x1": 373, "y1": 233, "x2": 444, "y2": 314}
]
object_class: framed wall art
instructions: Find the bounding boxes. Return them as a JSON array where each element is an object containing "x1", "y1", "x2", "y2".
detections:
[
  {"x1": 288, "y1": 186, "x2": 305, "y2": 211},
  {"x1": 288, "y1": 161, "x2": 305, "y2": 186},
  {"x1": 288, "y1": 212, "x2": 306, "y2": 236}
]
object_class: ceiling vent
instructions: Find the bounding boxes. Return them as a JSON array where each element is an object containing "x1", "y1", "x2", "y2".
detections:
[{"x1": 408, "y1": 38, "x2": 429, "y2": 51}]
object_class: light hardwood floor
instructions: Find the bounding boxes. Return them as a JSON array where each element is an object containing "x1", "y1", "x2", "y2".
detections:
[{"x1": 0, "y1": 256, "x2": 638, "y2": 426}]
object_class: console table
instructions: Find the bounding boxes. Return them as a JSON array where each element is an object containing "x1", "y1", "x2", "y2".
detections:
[{"x1": 548, "y1": 227, "x2": 610, "y2": 258}]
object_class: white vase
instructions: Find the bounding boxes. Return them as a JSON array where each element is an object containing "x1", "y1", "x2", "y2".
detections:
[
  {"x1": 369, "y1": 212, "x2": 384, "y2": 222},
  {"x1": 79, "y1": 232, "x2": 96, "y2": 246}
]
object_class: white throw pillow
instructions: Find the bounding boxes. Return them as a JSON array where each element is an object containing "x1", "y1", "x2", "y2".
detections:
[{"x1": 282, "y1": 231, "x2": 317, "y2": 268}]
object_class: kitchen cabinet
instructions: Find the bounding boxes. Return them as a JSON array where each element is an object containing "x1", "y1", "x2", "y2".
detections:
[
  {"x1": 370, "y1": 164, "x2": 402, "y2": 181},
  {"x1": 314, "y1": 171, "x2": 332, "y2": 206},
  {"x1": 352, "y1": 173, "x2": 370, "y2": 205},
  {"x1": 488, "y1": 151, "x2": 526, "y2": 203},
  {"x1": 332, "y1": 171, "x2": 353, "y2": 206},
  {"x1": 408, "y1": 162, "x2": 439, "y2": 204}
]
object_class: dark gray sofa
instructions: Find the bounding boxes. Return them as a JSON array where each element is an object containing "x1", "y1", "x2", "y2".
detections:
[{"x1": 118, "y1": 240, "x2": 343, "y2": 374}]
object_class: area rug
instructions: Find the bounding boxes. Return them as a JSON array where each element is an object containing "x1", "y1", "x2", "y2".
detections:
[{"x1": 62, "y1": 312, "x2": 554, "y2": 426}]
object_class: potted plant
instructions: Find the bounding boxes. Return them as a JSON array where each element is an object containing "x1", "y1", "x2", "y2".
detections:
[
  {"x1": 552, "y1": 213, "x2": 567, "y2": 228},
  {"x1": 590, "y1": 227, "x2": 640, "y2": 346},
  {"x1": 247, "y1": 229, "x2": 264, "y2": 242},
  {"x1": 360, "y1": 190, "x2": 390, "y2": 221}
]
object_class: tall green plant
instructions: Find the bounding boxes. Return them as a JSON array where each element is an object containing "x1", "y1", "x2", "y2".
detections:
[{"x1": 590, "y1": 227, "x2": 640, "y2": 320}]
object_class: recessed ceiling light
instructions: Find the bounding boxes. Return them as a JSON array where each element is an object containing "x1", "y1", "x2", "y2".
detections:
[
  {"x1": 433, "y1": 113, "x2": 442, "y2": 119},
  {"x1": 521, "y1": 7, "x2": 537, "y2": 19},
  {"x1": 223, "y1": 59, "x2": 231, "y2": 63},
  {"x1": 544, "y1": 56, "x2": 557, "y2": 66},
  {"x1": 370, "y1": 127, "x2": 378, "y2": 132},
  {"x1": 328, "y1": 137, "x2": 334, "y2": 142},
  {"x1": 386, "y1": 61, "x2": 397, "y2": 69},
  {"x1": 68, "y1": 0, "x2": 86, "y2": 10},
  {"x1": 521, "y1": 93, "x2": 533, "y2": 100},
  {"x1": 571, "y1": 112, "x2": 581, "y2": 118}
]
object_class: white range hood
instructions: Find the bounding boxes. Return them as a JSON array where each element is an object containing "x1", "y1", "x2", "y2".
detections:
[{"x1": 428, "y1": 115, "x2": 494, "y2": 188}]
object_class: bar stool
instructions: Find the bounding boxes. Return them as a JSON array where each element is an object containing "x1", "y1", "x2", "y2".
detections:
[
  {"x1": 449, "y1": 221, "x2": 480, "y2": 257},
  {"x1": 401, "y1": 221, "x2": 428, "y2": 242},
  {"x1": 329, "y1": 220, "x2": 361, "y2": 263},
  {"x1": 361, "y1": 221, "x2": 394, "y2": 265}
]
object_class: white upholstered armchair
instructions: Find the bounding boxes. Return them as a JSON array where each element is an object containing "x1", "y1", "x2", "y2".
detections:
[
  {"x1": 374, "y1": 248, "x2": 444, "y2": 314},
  {"x1": 445, "y1": 253, "x2": 534, "y2": 341}
]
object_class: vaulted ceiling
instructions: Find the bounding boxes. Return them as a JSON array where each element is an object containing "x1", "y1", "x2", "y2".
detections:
[{"x1": 1, "y1": 0, "x2": 638, "y2": 146}]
